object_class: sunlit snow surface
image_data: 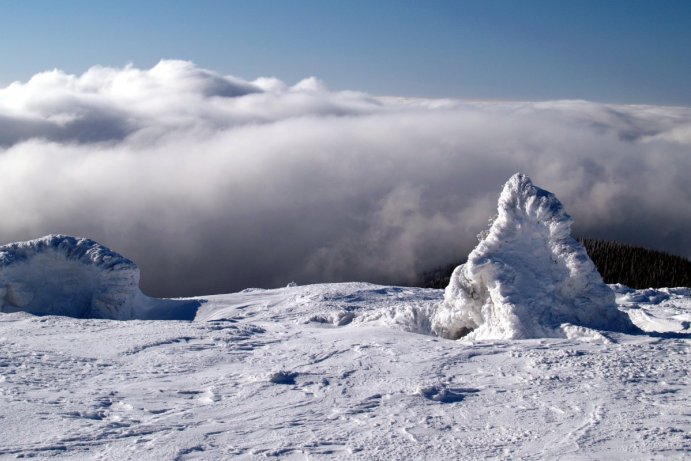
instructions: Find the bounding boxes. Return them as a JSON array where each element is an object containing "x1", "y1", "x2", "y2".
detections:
[{"x1": 0, "y1": 282, "x2": 689, "y2": 459}]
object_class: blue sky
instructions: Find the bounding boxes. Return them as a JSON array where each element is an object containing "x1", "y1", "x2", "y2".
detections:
[{"x1": 1, "y1": 0, "x2": 690, "y2": 105}]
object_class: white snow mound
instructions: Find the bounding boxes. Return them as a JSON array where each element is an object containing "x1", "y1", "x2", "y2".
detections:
[
  {"x1": 431, "y1": 173, "x2": 639, "y2": 340},
  {"x1": 0, "y1": 235, "x2": 198, "y2": 320}
]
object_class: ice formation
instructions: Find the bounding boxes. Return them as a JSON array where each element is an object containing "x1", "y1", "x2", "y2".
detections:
[
  {"x1": 0, "y1": 235, "x2": 198, "y2": 320},
  {"x1": 0, "y1": 235, "x2": 142, "y2": 319},
  {"x1": 431, "y1": 174, "x2": 639, "y2": 340}
]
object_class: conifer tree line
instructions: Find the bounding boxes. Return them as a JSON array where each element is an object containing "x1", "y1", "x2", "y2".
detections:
[
  {"x1": 577, "y1": 239, "x2": 690, "y2": 289},
  {"x1": 418, "y1": 239, "x2": 691, "y2": 289}
]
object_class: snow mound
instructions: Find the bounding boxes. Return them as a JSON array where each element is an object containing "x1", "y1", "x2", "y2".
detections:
[
  {"x1": 0, "y1": 235, "x2": 198, "y2": 320},
  {"x1": 431, "y1": 174, "x2": 639, "y2": 340}
]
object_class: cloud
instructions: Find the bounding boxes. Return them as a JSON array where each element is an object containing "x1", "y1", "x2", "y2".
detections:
[{"x1": 1, "y1": 60, "x2": 690, "y2": 296}]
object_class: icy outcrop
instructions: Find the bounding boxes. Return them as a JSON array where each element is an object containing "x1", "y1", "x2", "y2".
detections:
[
  {"x1": 0, "y1": 235, "x2": 141, "y2": 319},
  {"x1": 431, "y1": 174, "x2": 639, "y2": 340},
  {"x1": 0, "y1": 235, "x2": 199, "y2": 320}
]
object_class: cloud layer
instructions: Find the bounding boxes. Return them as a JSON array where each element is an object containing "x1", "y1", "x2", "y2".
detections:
[{"x1": 1, "y1": 60, "x2": 690, "y2": 296}]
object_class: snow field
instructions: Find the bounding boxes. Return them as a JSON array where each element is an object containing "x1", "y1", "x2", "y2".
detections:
[
  {"x1": 0, "y1": 173, "x2": 689, "y2": 459},
  {"x1": 0, "y1": 282, "x2": 689, "y2": 459}
]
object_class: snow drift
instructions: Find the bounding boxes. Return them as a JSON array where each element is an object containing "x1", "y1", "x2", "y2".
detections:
[
  {"x1": 0, "y1": 235, "x2": 198, "y2": 320},
  {"x1": 431, "y1": 174, "x2": 639, "y2": 340}
]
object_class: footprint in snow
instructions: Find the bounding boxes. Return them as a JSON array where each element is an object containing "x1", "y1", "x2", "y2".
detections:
[
  {"x1": 418, "y1": 385, "x2": 479, "y2": 403},
  {"x1": 269, "y1": 371, "x2": 298, "y2": 385}
]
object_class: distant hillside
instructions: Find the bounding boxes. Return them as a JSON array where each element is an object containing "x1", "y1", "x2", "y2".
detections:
[
  {"x1": 418, "y1": 239, "x2": 691, "y2": 289},
  {"x1": 578, "y1": 239, "x2": 691, "y2": 289},
  {"x1": 418, "y1": 262, "x2": 462, "y2": 290}
]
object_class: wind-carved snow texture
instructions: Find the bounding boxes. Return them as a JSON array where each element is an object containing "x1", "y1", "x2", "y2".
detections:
[
  {"x1": 0, "y1": 235, "x2": 199, "y2": 320},
  {"x1": 432, "y1": 174, "x2": 639, "y2": 340},
  {"x1": 0, "y1": 282, "x2": 688, "y2": 459}
]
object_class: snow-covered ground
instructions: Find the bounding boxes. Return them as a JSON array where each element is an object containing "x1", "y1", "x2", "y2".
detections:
[
  {"x1": 0, "y1": 282, "x2": 689, "y2": 460},
  {"x1": 1, "y1": 175, "x2": 689, "y2": 459}
]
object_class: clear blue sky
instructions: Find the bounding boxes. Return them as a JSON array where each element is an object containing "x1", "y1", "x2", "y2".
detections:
[{"x1": 2, "y1": 0, "x2": 690, "y2": 105}]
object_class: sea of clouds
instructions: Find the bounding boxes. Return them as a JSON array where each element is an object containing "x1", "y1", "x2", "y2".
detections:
[{"x1": 1, "y1": 60, "x2": 690, "y2": 296}]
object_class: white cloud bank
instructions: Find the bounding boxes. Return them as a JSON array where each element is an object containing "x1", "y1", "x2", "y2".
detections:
[{"x1": 1, "y1": 60, "x2": 690, "y2": 296}]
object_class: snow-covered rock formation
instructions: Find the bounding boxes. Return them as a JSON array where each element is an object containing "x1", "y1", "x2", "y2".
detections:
[
  {"x1": 0, "y1": 235, "x2": 141, "y2": 319},
  {"x1": 0, "y1": 235, "x2": 199, "y2": 320},
  {"x1": 431, "y1": 174, "x2": 639, "y2": 340}
]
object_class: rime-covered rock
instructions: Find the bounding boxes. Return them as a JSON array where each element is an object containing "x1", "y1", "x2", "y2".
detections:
[
  {"x1": 0, "y1": 235, "x2": 199, "y2": 320},
  {"x1": 0, "y1": 235, "x2": 141, "y2": 319},
  {"x1": 431, "y1": 174, "x2": 639, "y2": 340}
]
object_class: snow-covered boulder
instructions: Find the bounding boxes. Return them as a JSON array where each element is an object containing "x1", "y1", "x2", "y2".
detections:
[
  {"x1": 431, "y1": 174, "x2": 639, "y2": 340},
  {"x1": 0, "y1": 235, "x2": 142, "y2": 319}
]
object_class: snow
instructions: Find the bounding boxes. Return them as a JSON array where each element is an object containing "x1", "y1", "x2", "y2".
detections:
[
  {"x1": 0, "y1": 235, "x2": 200, "y2": 321},
  {"x1": 0, "y1": 189, "x2": 689, "y2": 458},
  {"x1": 432, "y1": 174, "x2": 638, "y2": 340},
  {"x1": 0, "y1": 282, "x2": 689, "y2": 459},
  {"x1": 615, "y1": 284, "x2": 691, "y2": 334},
  {"x1": 0, "y1": 235, "x2": 140, "y2": 320}
]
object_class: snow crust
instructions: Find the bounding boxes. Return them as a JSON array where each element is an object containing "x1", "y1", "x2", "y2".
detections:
[
  {"x1": 0, "y1": 235, "x2": 198, "y2": 320},
  {"x1": 432, "y1": 174, "x2": 639, "y2": 340},
  {"x1": 1, "y1": 282, "x2": 688, "y2": 459},
  {"x1": 0, "y1": 228, "x2": 688, "y2": 457}
]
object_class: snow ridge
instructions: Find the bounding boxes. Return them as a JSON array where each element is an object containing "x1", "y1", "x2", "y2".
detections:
[
  {"x1": 0, "y1": 234, "x2": 137, "y2": 270},
  {"x1": 431, "y1": 173, "x2": 639, "y2": 340}
]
